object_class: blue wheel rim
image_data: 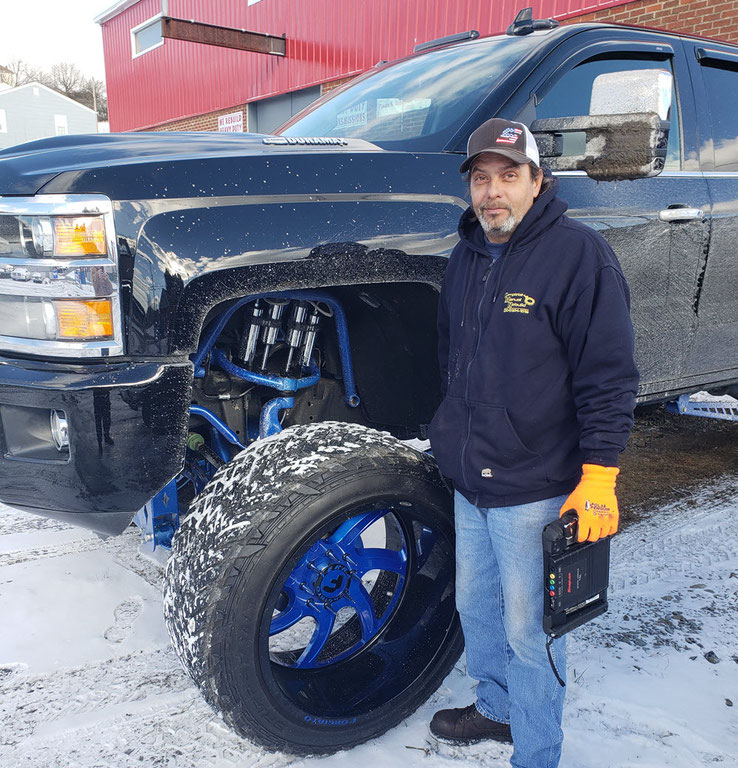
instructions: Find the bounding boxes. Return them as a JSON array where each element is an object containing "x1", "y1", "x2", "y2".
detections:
[
  {"x1": 269, "y1": 508, "x2": 408, "y2": 668},
  {"x1": 262, "y1": 496, "x2": 458, "y2": 718}
]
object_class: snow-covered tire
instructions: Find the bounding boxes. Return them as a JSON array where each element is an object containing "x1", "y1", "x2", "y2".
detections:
[{"x1": 163, "y1": 421, "x2": 462, "y2": 755}]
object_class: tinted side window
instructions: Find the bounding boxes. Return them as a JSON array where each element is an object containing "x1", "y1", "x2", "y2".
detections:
[
  {"x1": 532, "y1": 56, "x2": 681, "y2": 170},
  {"x1": 700, "y1": 61, "x2": 738, "y2": 171}
]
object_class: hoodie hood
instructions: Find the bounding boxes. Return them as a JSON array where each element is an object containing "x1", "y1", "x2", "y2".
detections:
[{"x1": 458, "y1": 170, "x2": 569, "y2": 256}]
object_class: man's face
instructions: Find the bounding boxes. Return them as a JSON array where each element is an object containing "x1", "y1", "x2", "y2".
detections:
[{"x1": 469, "y1": 153, "x2": 542, "y2": 243}]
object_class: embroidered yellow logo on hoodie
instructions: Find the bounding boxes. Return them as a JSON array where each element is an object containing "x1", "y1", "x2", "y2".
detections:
[{"x1": 503, "y1": 293, "x2": 536, "y2": 314}]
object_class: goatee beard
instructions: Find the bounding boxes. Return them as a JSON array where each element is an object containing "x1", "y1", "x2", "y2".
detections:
[{"x1": 474, "y1": 205, "x2": 518, "y2": 238}]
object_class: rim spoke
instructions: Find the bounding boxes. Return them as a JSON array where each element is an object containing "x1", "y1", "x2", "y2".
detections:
[
  {"x1": 325, "y1": 509, "x2": 388, "y2": 548},
  {"x1": 296, "y1": 609, "x2": 336, "y2": 667},
  {"x1": 269, "y1": 601, "x2": 307, "y2": 634},
  {"x1": 357, "y1": 548, "x2": 407, "y2": 575},
  {"x1": 347, "y1": 580, "x2": 380, "y2": 641}
]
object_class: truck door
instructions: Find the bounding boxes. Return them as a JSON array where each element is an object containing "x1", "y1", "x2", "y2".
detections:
[
  {"x1": 683, "y1": 43, "x2": 738, "y2": 386},
  {"x1": 506, "y1": 35, "x2": 709, "y2": 400}
]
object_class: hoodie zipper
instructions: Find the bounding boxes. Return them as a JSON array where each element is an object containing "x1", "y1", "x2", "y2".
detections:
[
  {"x1": 459, "y1": 243, "x2": 514, "y2": 491},
  {"x1": 459, "y1": 258, "x2": 495, "y2": 491},
  {"x1": 492, "y1": 243, "x2": 514, "y2": 303},
  {"x1": 459, "y1": 263, "x2": 476, "y2": 328}
]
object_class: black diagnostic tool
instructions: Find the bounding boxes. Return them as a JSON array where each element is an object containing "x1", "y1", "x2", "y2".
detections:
[{"x1": 542, "y1": 510, "x2": 610, "y2": 638}]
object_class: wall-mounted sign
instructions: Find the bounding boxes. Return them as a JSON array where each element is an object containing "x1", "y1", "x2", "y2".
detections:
[
  {"x1": 218, "y1": 111, "x2": 244, "y2": 132},
  {"x1": 335, "y1": 101, "x2": 367, "y2": 129}
]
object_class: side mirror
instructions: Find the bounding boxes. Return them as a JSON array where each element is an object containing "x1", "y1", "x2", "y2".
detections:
[{"x1": 531, "y1": 69, "x2": 672, "y2": 181}]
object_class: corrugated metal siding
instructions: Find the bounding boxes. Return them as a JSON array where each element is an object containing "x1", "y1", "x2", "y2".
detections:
[{"x1": 104, "y1": 0, "x2": 639, "y2": 131}]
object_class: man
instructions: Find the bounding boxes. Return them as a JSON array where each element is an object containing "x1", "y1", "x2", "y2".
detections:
[{"x1": 428, "y1": 118, "x2": 638, "y2": 768}]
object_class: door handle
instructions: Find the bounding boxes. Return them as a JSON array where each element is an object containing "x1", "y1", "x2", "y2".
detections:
[{"x1": 658, "y1": 207, "x2": 704, "y2": 222}]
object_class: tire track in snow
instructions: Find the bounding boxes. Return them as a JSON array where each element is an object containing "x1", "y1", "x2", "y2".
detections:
[
  {"x1": 0, "y1": 536, "x2": 102, "y2": 567},
  {"x1": 0, "y1": 508, "x2": 72, "y2": 536},
  {"x1": 609, "y1": 473, "x2": 738, "y2": 593},
  {"x1": 1, "y1": 692, "x2": 297, "y2": 768},
  {"x1": 572, "y1": 473, "x2": 738, "y2": 657},
  {"x1": 0, "y1": 648, "x2": 187, "y2": 747}
]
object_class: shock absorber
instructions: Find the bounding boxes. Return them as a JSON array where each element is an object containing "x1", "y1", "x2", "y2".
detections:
[
  {"x1": 300, "y1": 305, "x2": 322, "y2": 369},
  {"x1": 284, "y1": 301, "x2": 308, "y2": 375},
  {"x1": 259, "y1": 300, "x2": 286, "y2": 371},
  {"x1": 237, "y1": 300, "x2": 264, "y2": 368}
]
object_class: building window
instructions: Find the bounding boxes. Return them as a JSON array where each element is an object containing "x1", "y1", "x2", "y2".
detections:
[
  {"x1": 54, "y1": 114, "x2": 68, "y2": 136},
  {"x1": 0, "y1": 109, "x2": 7, "y2": 133},
  {"x1": 131, "y1": 15, "x2": 164, "y2": 58}
]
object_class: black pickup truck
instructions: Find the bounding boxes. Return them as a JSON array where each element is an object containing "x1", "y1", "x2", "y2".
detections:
[{"x1": 1, "y1": 11, "x2": 737, "y2": 755}]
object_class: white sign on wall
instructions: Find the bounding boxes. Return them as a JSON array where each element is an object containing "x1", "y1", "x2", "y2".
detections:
[
  {"x1": 218, "y1": 111, "x2": 244, "y2": 132},
  {"x1": 336, "y1": 101, "x2": 367, "y2": 129}
]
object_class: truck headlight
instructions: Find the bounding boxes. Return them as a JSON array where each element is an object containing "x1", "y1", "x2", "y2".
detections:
[
  {"x1": 0, "y1": 195, "x2": 122, "y2": 357},
  {"x1": 1, "y1": 214, "x2": 108, "y2": 259},
  {"x1": 0, "y1": 296, "x2": 115, "y2": 341}
]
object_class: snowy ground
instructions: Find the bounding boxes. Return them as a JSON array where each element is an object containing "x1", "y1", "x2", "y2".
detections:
[{"x1": 1, "y1": 473, "x2": 737, "y2": 768}]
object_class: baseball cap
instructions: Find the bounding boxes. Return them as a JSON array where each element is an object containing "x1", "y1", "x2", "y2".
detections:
[{"x1": 460, "y1": 118, "x2": 540, "y2": 173}]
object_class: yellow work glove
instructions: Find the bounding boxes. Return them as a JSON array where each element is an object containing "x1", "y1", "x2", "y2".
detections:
[{"x1": 559, "y1": 464, "x2": 619, "y2": 543}]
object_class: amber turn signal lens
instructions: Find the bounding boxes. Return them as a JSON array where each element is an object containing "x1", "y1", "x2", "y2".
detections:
[
  {"x1": 54, "y1": 299, "x2": 114, "y2": 339},
  {"x1": 53, "y1": 216, "x2": 107, "y2": 257}
]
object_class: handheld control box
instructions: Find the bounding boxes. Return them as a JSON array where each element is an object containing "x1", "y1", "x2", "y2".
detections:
[{"x1": 542, "y1": 511, "x2": 610, "y2": 637}]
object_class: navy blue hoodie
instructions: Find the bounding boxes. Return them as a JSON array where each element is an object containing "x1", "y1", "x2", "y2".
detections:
[{"x1": 429, "y1": 174, "x2": 639, "y2": 508}]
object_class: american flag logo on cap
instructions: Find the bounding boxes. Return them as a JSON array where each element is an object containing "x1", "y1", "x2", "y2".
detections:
[{"x1": 496, "y1": 127, "x2": 523, "y2": 145}]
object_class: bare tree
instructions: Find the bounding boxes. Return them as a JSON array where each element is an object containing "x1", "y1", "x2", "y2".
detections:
[
  {"x1": 5, "y1": 58, "x2": 45, "y2": 87},
  {"x1": 48, "y1": 62, "x2": 85, "y2": 95}
]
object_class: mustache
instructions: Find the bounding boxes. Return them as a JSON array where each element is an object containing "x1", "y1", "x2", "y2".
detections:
[{"x1": 478, "y1": 203, "x2": 512, "y2": 213}]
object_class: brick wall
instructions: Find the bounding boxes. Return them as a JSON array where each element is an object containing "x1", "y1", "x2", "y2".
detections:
[
  {"x1": 321, "y1": 76, "x2": 357, "y2": 95},
  {"x1": 146, "y1": 104, "x2": 248, "y2": 132},
  {"x1": 565, "y1": 0, "x2": 738, "y2": 44}
]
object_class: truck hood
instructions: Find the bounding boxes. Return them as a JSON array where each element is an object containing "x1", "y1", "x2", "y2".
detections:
[{"x1": 0, "y1": 132, "x2": 380, "y2": 196}]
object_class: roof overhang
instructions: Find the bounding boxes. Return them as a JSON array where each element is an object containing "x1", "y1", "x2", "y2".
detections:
[{"x1": 95, "y1": 0, "x2": 141, "y2": 25}]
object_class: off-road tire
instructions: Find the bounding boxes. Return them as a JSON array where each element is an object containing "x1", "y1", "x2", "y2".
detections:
[{"x1": 163, "y1": 421, "x2": 462, "y2": 754}]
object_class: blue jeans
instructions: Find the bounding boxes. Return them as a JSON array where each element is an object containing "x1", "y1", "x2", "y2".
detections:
[{"x1": 454, "y1": 490, "x2": 567, "y2": 768}]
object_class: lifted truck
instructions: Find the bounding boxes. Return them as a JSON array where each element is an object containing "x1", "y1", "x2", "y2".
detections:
[{"x1": 1, "y1": 10, "x2": 738, "y2": 755}]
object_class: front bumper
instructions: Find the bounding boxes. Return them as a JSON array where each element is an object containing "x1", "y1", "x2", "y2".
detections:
[{"x1": 0, "y1": 356, "x2": 193, "y2": 535}]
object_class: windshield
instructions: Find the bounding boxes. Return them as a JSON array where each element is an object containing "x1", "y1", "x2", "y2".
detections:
[{"x1": 280, "y1": 35, "x2": 540, "y2": 151}]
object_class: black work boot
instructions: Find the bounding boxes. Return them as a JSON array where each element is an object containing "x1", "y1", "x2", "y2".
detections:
[{"x1": 429, "y1": 703, "x2": 512, "y2": 745}]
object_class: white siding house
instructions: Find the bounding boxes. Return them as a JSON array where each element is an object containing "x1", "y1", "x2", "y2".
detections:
[{"x1": 0, "y1": 83, "x2": 98, "y2": 150}]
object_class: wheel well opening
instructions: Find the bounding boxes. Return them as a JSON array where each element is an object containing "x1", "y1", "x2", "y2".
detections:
[{"x1": 189, "y1": 282, "x2": 441, "y2": 448}]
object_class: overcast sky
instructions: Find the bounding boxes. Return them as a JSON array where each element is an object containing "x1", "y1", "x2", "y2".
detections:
[{"x1": 1, "y1": 0, "x2": 115, "y2": 81}]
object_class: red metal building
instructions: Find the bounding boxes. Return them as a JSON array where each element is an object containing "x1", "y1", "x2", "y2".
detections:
[{"x1": 96, "y1": 0, "x2": 731, "y2": 133}]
